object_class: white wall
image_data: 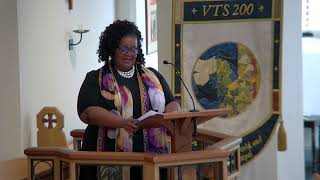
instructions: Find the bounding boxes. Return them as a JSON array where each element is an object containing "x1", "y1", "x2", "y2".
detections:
[
  {"x1": 157, "y1": 1, "x2": 304, "y2": 180},
  {"x1": 303, "y1": 38, "x2": 320, "y2": 115},
  {"x1": 277, "y1": 0, "x2": 304, "y2": 179},
  {"x1": 115, "y1": 0, "x2": 136, "y2": 21},
  {"x1": 17, "y1": 0, "x2": 115, "y2": 153},
  {"x1": 157, "y1": 0, "x2": 173, "y2": 87},
  {"x1": 0, "y1": 0, "x2": 155, "y2": 160},
  {"x1": 116, "y1": 0, "x2": 158, "y2": 70},
  {"x1": 0, "y1": 0, "x2": 21, "y2": 161}
]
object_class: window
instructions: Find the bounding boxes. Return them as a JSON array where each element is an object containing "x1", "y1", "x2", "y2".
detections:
[{"x1": 302, "y1": 0, "x2": 320, "y2": 31}]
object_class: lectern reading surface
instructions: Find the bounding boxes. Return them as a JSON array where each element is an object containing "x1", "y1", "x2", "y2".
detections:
[{"x1": 136, "y1": 108, "x2": 231, "y2": 152}]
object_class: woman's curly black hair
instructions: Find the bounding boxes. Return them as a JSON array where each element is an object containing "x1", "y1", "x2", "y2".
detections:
[{"x1": 97, "y1": 20, "x2": 145, "y2": 67}]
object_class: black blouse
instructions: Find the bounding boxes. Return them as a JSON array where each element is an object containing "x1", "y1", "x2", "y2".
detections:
[{"x1": 77, "y1": 66, "x2": 175, "y2": 152}]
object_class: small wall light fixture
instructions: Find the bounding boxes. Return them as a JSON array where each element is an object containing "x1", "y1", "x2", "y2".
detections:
[{"x1": 69, "y1": 28, "x2": 89, "y2": 50}]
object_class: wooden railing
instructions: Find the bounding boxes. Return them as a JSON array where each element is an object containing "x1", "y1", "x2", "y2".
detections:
[
  {"x1": 24, "y1": 128, "x2": 241, "y2": 180},
  {"x1": 25, "y1": 147, "x2": 230, "y2": 180},
  {"x1": 195, "y1": 128, "x2": 242, "y2": 180}
]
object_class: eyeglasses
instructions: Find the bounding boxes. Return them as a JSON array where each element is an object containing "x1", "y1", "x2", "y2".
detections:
[{"x1": 118, "y1": 46, "x2": 139, "y2": 55}]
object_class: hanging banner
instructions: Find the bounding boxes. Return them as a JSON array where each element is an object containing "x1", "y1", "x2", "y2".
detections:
[{"x1": 172, "y1": 0, "x2": 282, "y2": 165}]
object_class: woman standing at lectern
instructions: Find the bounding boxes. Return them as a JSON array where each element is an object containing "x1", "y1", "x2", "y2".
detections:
[{"x1": 77, "y1": 20, "x2": 180, "y2": 180}]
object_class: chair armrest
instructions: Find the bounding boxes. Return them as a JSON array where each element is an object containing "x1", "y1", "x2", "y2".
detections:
[{"x1": 70, "y1": 129, "x2": 85, "y2": 150}]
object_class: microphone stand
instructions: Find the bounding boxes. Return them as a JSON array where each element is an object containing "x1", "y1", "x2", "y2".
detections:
[
  {"x1": 163, "y1": 60, "x2": 199, "y2": 137},
  {"x1": 190, "y1": 110, "x2": 199, "y2": 137}
]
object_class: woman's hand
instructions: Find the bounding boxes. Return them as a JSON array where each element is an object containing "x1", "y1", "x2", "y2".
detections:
[{"x1": 120, "y1": 118, "x2": 138, "y2": 135}]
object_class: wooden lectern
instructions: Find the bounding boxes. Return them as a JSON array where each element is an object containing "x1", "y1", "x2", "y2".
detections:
[{"x1": 136, "y1": 108, "x2": 231, "y2": 153}]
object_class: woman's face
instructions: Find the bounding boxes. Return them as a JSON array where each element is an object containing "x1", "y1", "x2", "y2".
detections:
[{"x1": 113, "y1": 35, "x2": 138, "y2": 71}]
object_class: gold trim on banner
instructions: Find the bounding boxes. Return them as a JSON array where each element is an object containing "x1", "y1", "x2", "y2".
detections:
[
  {"x1": 271, "y1": 19, "x2": 276, "y2": 116},
  {"x1": 182, "y1": 18, "x2": 281, "y2": 24},
  {"x1": 175, "y1": 0, "x2": 183, "y2": 24},
  {"x1": 273, "y1": 0, "x2": 282, "y2": 18},
  {"x1": 172, "y1": 0, "x2": 176, "y2": 90},
  {"x1": 279, "y1": 0, "x2": 283, "y2": 114},
  {"x1": 272, "y1": 0, "x2": 275, "y2": 18},
  {"x1": 181, "y1": 25, "x2": 185, "y2": 108},
  {"x1": 277, "y1": 0, "x2": 285, "y2": 152}
]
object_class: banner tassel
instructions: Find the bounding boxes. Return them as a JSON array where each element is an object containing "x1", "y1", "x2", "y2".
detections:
[{"x1": 278, "y1": 120, "x2": 287, "y2": 151}]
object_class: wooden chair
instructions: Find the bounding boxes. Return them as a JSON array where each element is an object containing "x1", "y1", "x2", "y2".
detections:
[
  {"x1": 0, "y1": 107, "x2": 69, "y2": 180},
  {"x1": 37, "y1": 107, "x2": 67, "y2": 147}
]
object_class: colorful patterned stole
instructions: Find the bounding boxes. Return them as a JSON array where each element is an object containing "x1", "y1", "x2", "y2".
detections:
[{"x1": 97, "y1": 64, "x2": 171, "y2": 153}]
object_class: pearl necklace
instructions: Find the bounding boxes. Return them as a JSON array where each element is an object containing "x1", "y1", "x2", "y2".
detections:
[{"x1": 116, "y1": 66, "x2": 135, "y2": 78}]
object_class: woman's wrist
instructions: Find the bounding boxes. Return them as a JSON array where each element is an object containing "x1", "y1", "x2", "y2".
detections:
[{"x1": 117, "y1": 118, "x2": 127, "y2": 128}]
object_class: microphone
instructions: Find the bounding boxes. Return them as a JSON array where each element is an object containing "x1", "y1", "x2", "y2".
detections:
[{"x1": 163, "y1": 60, "x2": 198, "y2": 137}]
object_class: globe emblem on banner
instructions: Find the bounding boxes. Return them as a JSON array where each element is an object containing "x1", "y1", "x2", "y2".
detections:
[{"x1": 192, "y1": 42, "x2": 261, "y2": 117}]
